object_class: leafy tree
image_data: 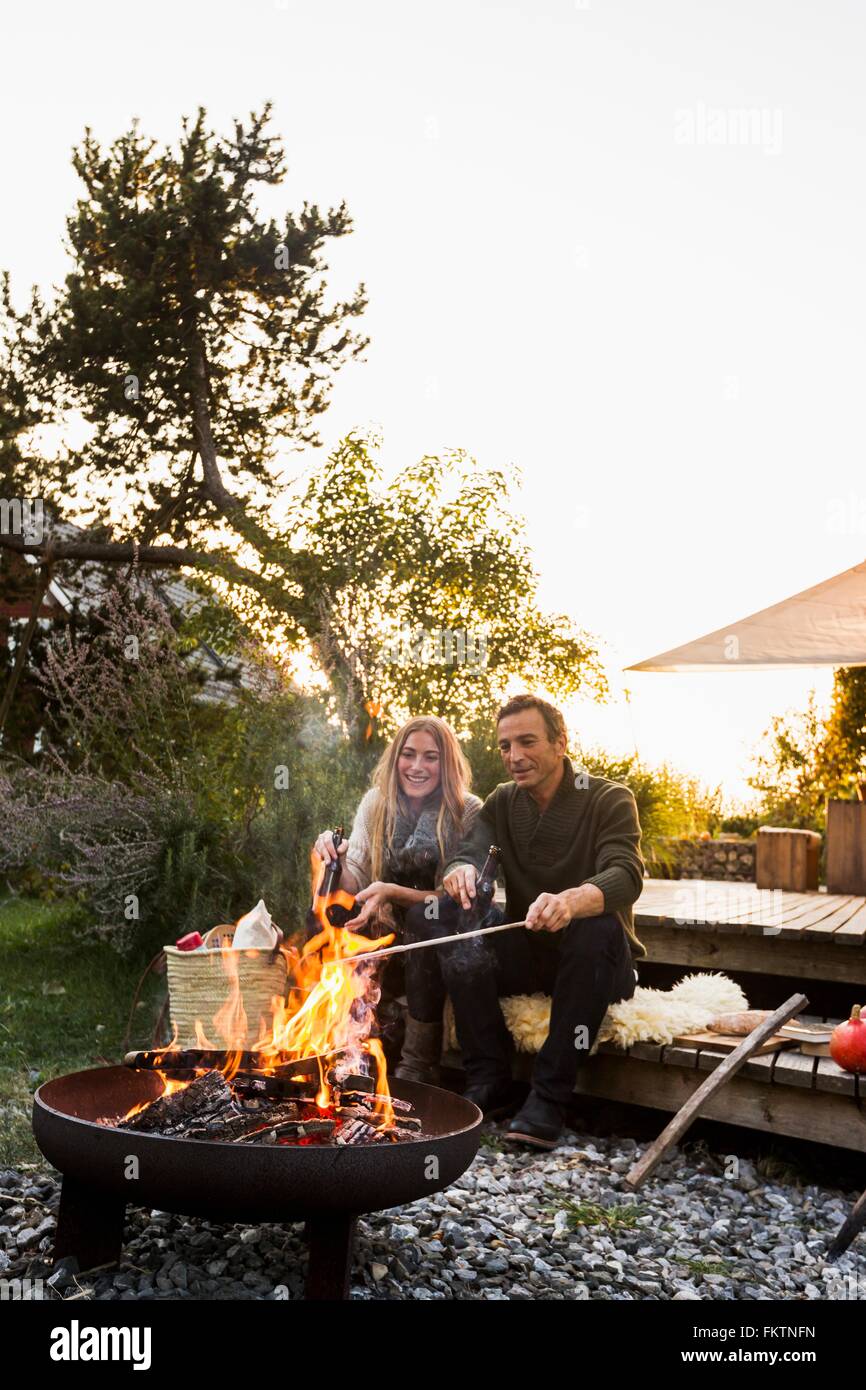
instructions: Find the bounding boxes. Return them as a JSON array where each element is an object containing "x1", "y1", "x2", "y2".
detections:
[
  {"x1": 0, "y1": 105, "x2": 366, "y2": 616},
  {"x1": 747, "y1": 667, "x2": 866, "y2": 830},
  {"x1": 273, "y1": 433, "x2": 607, "y2": 745},
  {"x1": 747, "y1": 692, "x2": 829, "y2": 829},
  {"x1": 820, "y1": 667, "x2": 866, "y2": 796}
]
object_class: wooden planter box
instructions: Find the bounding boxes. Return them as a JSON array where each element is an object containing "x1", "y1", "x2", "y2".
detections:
[
  {"x1": 755, "y1": 827, "x2": 820, "y2": 892},
  {"x1": 826, "y1": 799, "x2": 866, "y2": 895}
]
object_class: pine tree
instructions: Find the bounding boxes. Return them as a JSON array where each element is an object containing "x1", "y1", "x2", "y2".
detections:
[{"x1": 0, "y1": 105, "x2": 367, "y2": 622}]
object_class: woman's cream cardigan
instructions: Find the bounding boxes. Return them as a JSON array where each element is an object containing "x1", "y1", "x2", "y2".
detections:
[{"x1": 345, "y1": 788, "x2": 483, "y2": 892}]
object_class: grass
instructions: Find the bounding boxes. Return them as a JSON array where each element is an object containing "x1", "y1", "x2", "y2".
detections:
[
  {"x1": 678, "y1": 1258, "x2": 735, "y2": 1277},
  {"x1": 0, "y1": 894, "x2": 163, "y2": 1167},
  {"x1": 546, "y1": 1196, "x2": 645, "y2": 1232}
]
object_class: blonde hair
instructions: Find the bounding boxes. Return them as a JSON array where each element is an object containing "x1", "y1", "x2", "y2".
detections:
[{"x1": 368, "y1": 716, "x2": 472, "y2": 881}]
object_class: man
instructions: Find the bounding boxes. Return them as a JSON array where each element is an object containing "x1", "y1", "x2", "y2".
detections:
[{"x1": 402, "y1": 693, "x2": 646, "y2": 1149}]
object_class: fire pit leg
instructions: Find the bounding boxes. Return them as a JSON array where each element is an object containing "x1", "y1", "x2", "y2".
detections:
[
  {"x1": 305, "y1": 1214, "x2": 357, "y2": 1300},
  {"x1": 54, "y1": 1176, "x2": 126, "y2": 1272}
]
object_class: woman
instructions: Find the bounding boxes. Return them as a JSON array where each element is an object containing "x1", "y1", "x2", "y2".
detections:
[{"x1": 313, "y1": 716, "x2": 481, "y2": 1083}]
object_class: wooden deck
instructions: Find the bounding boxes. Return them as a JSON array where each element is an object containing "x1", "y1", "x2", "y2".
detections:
[
  {"x1": 580, "y1": 1014, "x2": 866, "y2": 1153},
  {"x1": 636, "y1": 878, "x2": 866, "y2": 985}
]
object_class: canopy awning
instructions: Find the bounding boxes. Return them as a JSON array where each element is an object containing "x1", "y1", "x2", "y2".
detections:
[{"x1": 627, "y1": 559, "x2": 866, "y2": 672}]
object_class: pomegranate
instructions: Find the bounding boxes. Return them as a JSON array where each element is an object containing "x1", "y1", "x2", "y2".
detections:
[{"x1": 829, "y1": 1004, "x2": 866, "y2": 1073}]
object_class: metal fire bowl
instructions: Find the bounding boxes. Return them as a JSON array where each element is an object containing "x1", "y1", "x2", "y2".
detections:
[{"x1": 33, "y1": 1066, "x2": 482, "y2": 1224}]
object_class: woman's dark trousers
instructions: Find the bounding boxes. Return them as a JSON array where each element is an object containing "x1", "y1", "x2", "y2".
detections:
[{"x1": 403, "y1": 894, "x2": 637, "y2": 1106}]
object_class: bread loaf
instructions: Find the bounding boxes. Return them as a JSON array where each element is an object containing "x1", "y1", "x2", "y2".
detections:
[{"x1": 707, "y1": 1010, "x2": 772, "y2": 1035}]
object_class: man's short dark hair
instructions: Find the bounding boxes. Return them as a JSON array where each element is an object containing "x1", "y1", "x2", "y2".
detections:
[{"x1": 496, "y1": 693, "x2": 567, "y2": 745}]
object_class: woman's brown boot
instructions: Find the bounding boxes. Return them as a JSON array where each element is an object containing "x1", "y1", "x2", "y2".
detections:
[{"x1": 394, "y1": 1016, "x2": 443, "y2": 1086}]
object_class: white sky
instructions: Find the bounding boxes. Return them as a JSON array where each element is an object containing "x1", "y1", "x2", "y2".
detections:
[{"x1": 5, "y1": 0, "x2": 865, "y2": 805}]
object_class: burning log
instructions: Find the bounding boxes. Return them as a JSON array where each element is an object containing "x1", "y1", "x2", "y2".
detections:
[
  {"x1": 327, "y1": 1069, "x2": 374, "y2": 1093},
  {"x1": 335, "y1": 1106, "x2": 388, "y2": 1126},
  {"x1": 337, "y1": 1090, "x2": 412, "y2": 1113},
  {"x1": 201, "y1": 1101, "x2": 301, "y2": 1143},
  {"x1": 116, "y1": 1068, "x2": 428, "y2": 1146},
  {"x1": 124, "y1": 1049, "x2": 322, "y2": 1078},
  {"x1": 123, "y1": 1071, "x2": 239, "y2": 1135},
  {"x1": 336, "y1": 1118, "x2": 384, "y2": 1146}
]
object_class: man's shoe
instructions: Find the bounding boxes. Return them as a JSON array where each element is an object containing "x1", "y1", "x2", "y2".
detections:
[
  {"x1": 462, "y1": 1079, "x2": 514, "y2": 1119},
  {"x1": 505, "y1": 1091, "x2": 566, "y2": 1149},
  {"x1": 394, "y1": 1016, "x2": 443, "y2": 1086}
]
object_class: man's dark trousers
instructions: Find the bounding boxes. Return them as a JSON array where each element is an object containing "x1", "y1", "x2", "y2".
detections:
[{"x1": 403, "y1": 895, "x2": 638, "y2": 1106}]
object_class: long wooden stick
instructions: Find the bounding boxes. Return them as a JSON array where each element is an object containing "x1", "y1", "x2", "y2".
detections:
[
  {"x1": 337, "y1": 918, "x2": 528, "y2": 967},
  {"x1": 623, "y1": 992, "x2": 809, "y2": 1190},
  {"x1": 828, "y1": 1187, "x2": 866, "y2": 1260}
]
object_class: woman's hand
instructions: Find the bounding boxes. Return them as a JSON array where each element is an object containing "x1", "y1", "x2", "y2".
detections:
[
  {"x1": 313, "y1": 830, "x2": 348, "y2": 864},
  {"x1": 345, "y1": 881, "x2": 392, "y2": 929}
]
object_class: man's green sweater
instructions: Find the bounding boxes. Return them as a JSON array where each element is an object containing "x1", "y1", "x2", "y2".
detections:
[{"x1": 445, "y1": 757, "x2": 647, "y2": 960}]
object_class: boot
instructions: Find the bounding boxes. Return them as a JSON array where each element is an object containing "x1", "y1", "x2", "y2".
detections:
[{"x1": 394, "y1": 1016, "x2": 443, "y2": 1086}]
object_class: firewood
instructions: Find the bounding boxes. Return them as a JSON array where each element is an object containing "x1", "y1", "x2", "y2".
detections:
[
  {"x1": 208, "y1": 1101, "x2": 301, "y2": 1142},
  {"x1": 338, "y1": 1090, "x2": 412, "y2": 1113},
  {"x1": 335, "y1": 1105, "x2": 387, "y2": 1126},
  {"x1": 123, "y1": 1070, "x2": 237, "y2": 1133}
]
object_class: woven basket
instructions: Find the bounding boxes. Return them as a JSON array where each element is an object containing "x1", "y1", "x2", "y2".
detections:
[{"x1": 165, "y1": 925, "x2": 290, "y2": 1049}]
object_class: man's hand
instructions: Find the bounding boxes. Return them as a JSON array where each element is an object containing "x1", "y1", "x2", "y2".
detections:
[
  {"x1": 345, "y1": 881, "x2": 391, "y2": 930},
  {"x1": 525, "y1": 891, "x2": 572, "y2": 932},
  {"x1": 443, "y1": 864, "x2": 477, "y2": 911}
]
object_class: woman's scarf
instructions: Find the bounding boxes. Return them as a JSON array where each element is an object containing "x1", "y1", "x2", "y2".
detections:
[{"x1": 384, "y1": 794, "x2": 451, "y2": 888}]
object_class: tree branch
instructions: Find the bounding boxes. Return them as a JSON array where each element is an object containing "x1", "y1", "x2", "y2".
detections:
[{"x1": 0, "y1": 532, "x2": 293, "y2": 616}]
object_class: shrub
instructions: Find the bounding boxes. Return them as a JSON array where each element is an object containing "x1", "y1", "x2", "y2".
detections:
[{"x1": 0, "y1": 580, "x2": 366, "y2": 953}]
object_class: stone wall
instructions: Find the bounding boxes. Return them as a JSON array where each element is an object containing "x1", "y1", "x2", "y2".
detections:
[{"x1": 647, "y1": 836, "x2": 756, "y2": 882}]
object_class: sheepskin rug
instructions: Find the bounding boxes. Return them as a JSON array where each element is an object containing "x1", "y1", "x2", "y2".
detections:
[{"x1": 443, "y1": 972, "x2": 747, "y2": 1055}]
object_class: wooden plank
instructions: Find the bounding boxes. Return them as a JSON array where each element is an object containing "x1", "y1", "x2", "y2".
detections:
[
  {"x1": 773, "y1": 894, "x2": 857, "y2": 936},
  {"x1": 798, "y1": 897, "x2": 863, "y2": 939},
  {"x1": 659, "y1": 1044, "x2": 700, "y2": 1069},
  {"x1": 722, "y1": 892, "x2": 853, "y2": 937},
  {"x1": 826, "y1": 799, "x2": 866, "y2": 895},
  {"x1": 771, "y1": 1050, "x2": 818, "y2": 1089},
  {"x1": 623, "y1": 994, "x2": 808, "y2": 1189},
  {"x1": 637, "y1": 878, "x2": 866, "y2": 943},
  {"x1": 694, "y1": 1047, "x2": 777, "y2": 1084},
  {"x1": 832, "y1": 901, "x2": 866, "y2": 944},
  {"x1": 740, "y1": 1051, "x2": 778, "y2": 1084},
  {"x1": 628, "y1": 1041, "x2": 665, "y2": 1063},
  {"x1": 639, "y1": 882, "x2": 831, "y2": 937},
  {"x1": 572, "y1": 1054, "x2": 866, "y2": 1153},
  {"x1": 814, "y1": 1055, "x2": 858, "y2": 1097},
  {"x1": 637, "y1": 921, "x2": 866, "y2": 986},
  {"x1": 638, "y1": 880, "x2": 761, "y2": 931}
]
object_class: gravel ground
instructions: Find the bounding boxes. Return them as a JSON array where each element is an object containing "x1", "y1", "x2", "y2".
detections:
[{"x1": 3, "y1": 1124, "x2": 866, "y2": 1301}]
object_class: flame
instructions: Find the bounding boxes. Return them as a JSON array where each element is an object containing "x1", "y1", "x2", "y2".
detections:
[
  {"x1": 122, "y1": 1071, "x2": 191, "y2": 1120},
  {"x1": 253, "y1": 851, "x2": 395, "y2": 1110},
  {"x1": 130, "y1": 853, "x2": 397, "y2": 1124}
]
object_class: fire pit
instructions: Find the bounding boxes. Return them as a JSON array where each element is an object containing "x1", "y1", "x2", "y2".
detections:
[
  {"x1": 33, "y1": 865, "x2": 484, "y2": 1298},
  {"x1": 33, "y1": 1064, "x2": 481, "y2": 1300}
]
